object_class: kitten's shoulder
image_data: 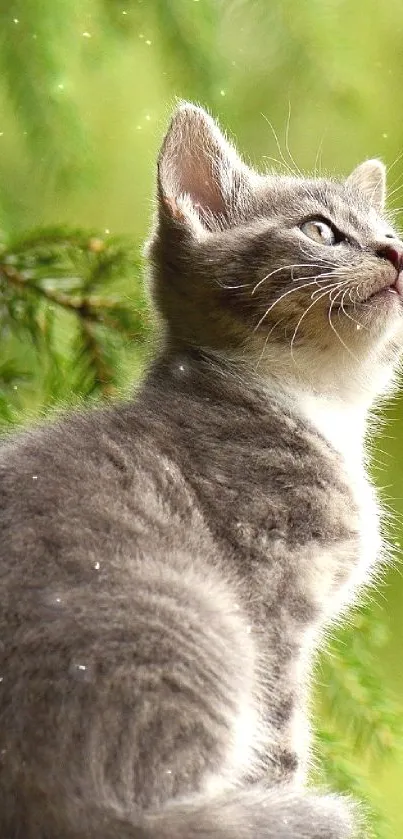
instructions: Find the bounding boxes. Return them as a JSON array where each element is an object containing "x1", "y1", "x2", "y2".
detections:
[{"x1": 0, "y1": 400, "x2": 146, "y2": 506}]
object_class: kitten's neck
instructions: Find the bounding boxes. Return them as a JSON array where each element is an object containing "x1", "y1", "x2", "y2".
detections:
[
  {"x1": 295, "y1": 390, "x2": 367, "y2": 469},
  {"x1": 153, "y1": 345, "x2": 378, "y2": 470},
  {"x1": 191, "y1": 346, "x2": 374, "y2": 469},
  {"x1": 260, "y1": 363, "x2": 372, "y2": 471},
  {"x1": 244, "y1": 329, "x2": 399, "y2": 418}
]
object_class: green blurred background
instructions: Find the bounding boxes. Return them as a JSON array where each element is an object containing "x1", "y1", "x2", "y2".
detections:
[{"x1": 1, "y1": 0, "x2": 403, "y2": 835}]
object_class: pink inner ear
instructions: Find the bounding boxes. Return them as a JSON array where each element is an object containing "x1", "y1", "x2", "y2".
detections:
[
  {"x1": 170, "y1": 146, "x2": 226, "y2": 216},
  {"x1": 158, "y1": 105, "x2": 242, "y2": 220},
  {"x1": 158, "y1": 104, "x2": 251, "y2": 224}
]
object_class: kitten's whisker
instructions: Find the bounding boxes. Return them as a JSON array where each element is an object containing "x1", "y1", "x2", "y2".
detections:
[
  {"x1": 297, "y1": 243, "x2": 357, "y2": 273},
  {"x1": 263, "y1": 155, "x2": 292, "y2": 170},
  {"x1": 298, "y1": 246, "x2": 334, "y2": 264},
  {"x1": 290, "y1": 278, "x2": 352, "y2": 361},
  {"x1": 310, "y1": 274, "x2": 346, "y2": 297},
  {"x1": 328, "y1": 288, "x2": 360, "y2": 362},
  {"x1": 215, "y1": 280, "x2": 253, "y2": 289},
  {"x1": 387, "y1": 172, "x2": 403, "y2": 200},
  {"x1": 285, "y1": 102, "x2": 304, "y2": 180},
  {"x1": 261, "y1": 113, "x2": 299, "y2": 178},
  {"x1": 255, "y1": 315, "x2": 288, "y2": 371},
  {"x1": 298, "y1": 241, "x2": 360, "y2": 272},
  {"x1": 252, "y1": 263, "x2": 326, "y2": 295},
  {"x1": 313, "y1": 132, "x2": 326, "y2": 178},
  {"x1": 387, "y1": 149, "x2": 403, "y2": 176},
  {"x1": 385, "y1": 181, "x2": 403, "y2": 201},
  {"x1": 253, "y1": 276, "x2": 328, "y2": 332},
  {"x1": 289, "y1": 286, "x2": 340, "y2": 362},
  {"x1": 338, "y1": 287, "x2": 367, "y2": 330},
  {"x1": 297, "y1": 247, "x2": 338, "y2": 268},
  {"x1": 291, "y1": 268, "x2": 339, "y2": 281}
]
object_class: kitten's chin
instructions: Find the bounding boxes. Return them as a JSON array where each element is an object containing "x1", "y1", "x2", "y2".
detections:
[
  {"x1": 340, "y1": 283, "x2": 403, "y2": 337},
  {"x1": 361, "y1": 279, "x2": 403, "y2": 308}
]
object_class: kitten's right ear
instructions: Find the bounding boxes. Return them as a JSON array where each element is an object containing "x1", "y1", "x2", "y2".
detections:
[
  {"x1": 157, "y1": 103, "x2": 253, "y2": 231},
  {"x1": 346, "y1": 159, "x2": 386, "y2": 212}
]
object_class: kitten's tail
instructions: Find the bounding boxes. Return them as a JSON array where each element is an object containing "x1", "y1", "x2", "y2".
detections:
[{"x1": 70, "y1": 784, "x2": 357, "y2": 839}]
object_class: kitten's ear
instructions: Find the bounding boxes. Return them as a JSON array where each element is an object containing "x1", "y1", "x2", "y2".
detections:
[
  {"x1": 346, "y1": 159, "x2": 386, "y2": 212},
  {"x1": 157, "y1": 103, "x2": 253, "y2": 230}
]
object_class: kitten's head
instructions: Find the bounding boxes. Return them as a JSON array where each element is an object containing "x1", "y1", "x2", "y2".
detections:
[{"x1": 147, "y1": 103, "x2": 403, "y2": 401}]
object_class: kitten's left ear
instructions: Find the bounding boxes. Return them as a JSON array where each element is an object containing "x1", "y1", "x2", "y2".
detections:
[
  {"x1": 346, "y1": 159, "x2": 386, "y2": 212},
  {"x1": 157, "y1": 103, "x2": 254, "y2": 230}
]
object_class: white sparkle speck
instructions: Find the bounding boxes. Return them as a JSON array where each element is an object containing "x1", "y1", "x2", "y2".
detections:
[
  {"x1": 104, "y1": 228, "x2": 110, "y2": 234},
  {"x1": 94, "y1": 561, "x2": 100, "y2": 570},
  {"x1": 57, "y1": 83, "x2": 65, "y2": 90},
  {"x1": 145, "y1": 114, "x2": 151, "y2": 121},
  {"x1": 13, "y1": 18, "x2": 19, "y2": 24},
  {"x1": 0, "y1": 133, "x2": 3, "y2": 137},
  {"x1": 220, "y1": 90, "x2": 226, "y2": 96},
  {"x1": 0, "y1": 677, "x2": 3, "y2": 683},
  {"x1": 77, "y1": 665, "x2": 86, "y2": 671},
  {"x1": 82, "y1": 31, "x2": 91, "y2": 38},
  {"x1": 32, "y1": 475, "x2": 38, "y2": 480},
  {"x1": 356, "y1": 324, "x2": 362, "y2": 331},
  {"x1": 179, "y1": 364, "x2": 185, "y2": 372},
  {"x1": 145, "y1": 39, "x2": 152, "y2": 45}
]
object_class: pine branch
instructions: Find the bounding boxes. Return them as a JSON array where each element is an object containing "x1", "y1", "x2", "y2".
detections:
[
  {"x1": 76, "y1": 319, "x2": 117, "y2": 397},
  {"x1": 0, "y1": 226, "x2": 150, "y2": 406},
  {"x1": 0, "y1": 261, "x2": 139, "y2": 333}
]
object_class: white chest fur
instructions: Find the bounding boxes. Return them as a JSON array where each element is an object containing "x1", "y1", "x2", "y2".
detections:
[{"x1": 297, "y1": 391, "x2": 382, "y2": 594}]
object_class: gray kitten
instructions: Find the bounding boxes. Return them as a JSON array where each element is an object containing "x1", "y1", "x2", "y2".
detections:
[{"x1": 0, "y1": 103, "x2": 402, "y2": 839}]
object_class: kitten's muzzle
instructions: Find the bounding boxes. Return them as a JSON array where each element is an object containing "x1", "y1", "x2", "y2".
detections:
[
  {"x1": 355, "y1": 243, "x2": 403, "y2": 304},
  {"x1": 376, "y1": 243, "x2": 403, "y2": 298}
]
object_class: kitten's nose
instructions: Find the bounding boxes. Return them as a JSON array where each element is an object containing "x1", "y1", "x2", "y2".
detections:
[{"x1": 377, "y1": 244, "x2": 403, "y2": 273}]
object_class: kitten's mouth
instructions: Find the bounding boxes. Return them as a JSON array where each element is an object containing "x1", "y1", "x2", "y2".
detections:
[
  {"x1": 357, "y1": 272, "x2": 403, "y2": 305},
  {"x1": 331, "y1": 272, "x2": 403, "y2": 315}
]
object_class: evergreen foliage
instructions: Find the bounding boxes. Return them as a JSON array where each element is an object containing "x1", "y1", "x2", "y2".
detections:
[
  {"x1": 0, "y1": 2, "x2": 402, "y2": 836},
  {"x1": 0, "y1": 226, "x2": 150, "y2": 422}
]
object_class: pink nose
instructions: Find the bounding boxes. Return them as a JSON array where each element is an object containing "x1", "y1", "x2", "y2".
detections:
[{"x1": 378, "y1": 244, "x2": 403, "y2": 272}]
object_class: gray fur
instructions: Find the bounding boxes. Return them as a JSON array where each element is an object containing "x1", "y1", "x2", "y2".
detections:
[{"x1": 0, "y1": 103, "x2": 400, "y2": 838}]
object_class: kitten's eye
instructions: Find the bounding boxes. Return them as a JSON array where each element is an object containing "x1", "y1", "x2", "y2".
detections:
[{"x1": 300, "y1": 219, "x2": 336, "y2": 246}]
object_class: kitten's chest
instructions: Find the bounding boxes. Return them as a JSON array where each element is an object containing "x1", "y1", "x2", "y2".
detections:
[
  {"x1": 295, "y1": 392, "x2": 381, "y2": 602},
  {"x1": 191, "y1": 426, "x2": 362, "y2": 617},
  {"x1": 339, "y1": 451, "x2": 381, "y2": 587}
]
